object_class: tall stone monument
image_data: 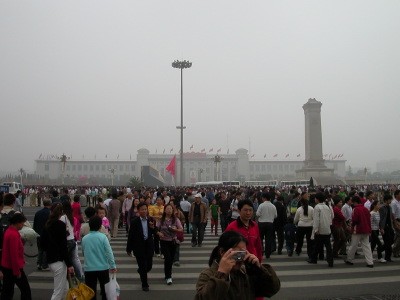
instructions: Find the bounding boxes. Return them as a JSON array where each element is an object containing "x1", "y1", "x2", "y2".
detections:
[{"x1": 296, "y1": 98, "x2": 335, "y2": 182}]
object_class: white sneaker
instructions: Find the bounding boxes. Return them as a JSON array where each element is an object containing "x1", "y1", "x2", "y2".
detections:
[
  {"x1": 166, "y1": 278, "x2": 172, "y2": 285},
  {"x1": 379, "y1": 258, "x2": 387, "y2": 263}
]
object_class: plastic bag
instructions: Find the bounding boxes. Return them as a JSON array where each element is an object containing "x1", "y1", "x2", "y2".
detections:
[
  {"x1": 105, "y1": 273, "x2": 120, "y2": 300},
  {"x1": 19, "y1": 226, "x2": 39, "y2": 242}
]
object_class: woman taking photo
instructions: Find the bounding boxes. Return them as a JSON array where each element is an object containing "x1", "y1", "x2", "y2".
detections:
[
  {"x1": 294, "y1": 192, "x2": 314, "y2": 258},
  {"x1": 41, "y1": 203, "x2": 74, "y2": 300},
  {"x1": 156, "y1": 204, "x2": 183, "y2": 285},
  {"x1": 195, "y1": 231, "x2": 280, "y2": 299}
]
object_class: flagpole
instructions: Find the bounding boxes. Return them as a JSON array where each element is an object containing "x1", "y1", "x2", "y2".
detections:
[{"x1": 172, "y1": 59, "x2": 192, "y2": 186}]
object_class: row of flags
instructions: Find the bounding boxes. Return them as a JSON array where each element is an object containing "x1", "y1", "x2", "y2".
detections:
[{"x1": 38, "y1": 152, "x2": 345, "y2": 161}]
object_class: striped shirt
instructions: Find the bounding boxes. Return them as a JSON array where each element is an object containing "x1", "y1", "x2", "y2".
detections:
[{"x1": 370, "y1": 211, "x2": 380, "y2": 230}]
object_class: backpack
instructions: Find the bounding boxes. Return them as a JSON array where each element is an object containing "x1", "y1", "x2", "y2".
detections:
[{"x1": 0, "y1": 210, "x2": 16, "y2": 251}]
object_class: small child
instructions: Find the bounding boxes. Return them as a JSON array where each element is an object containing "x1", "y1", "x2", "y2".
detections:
[
  {"x1": 97, "y1": 206, "x2": 110, "y2": 233},
  {"x1": 284, "y1": 216, "x2": 297, "y2": 257},
  {"x1": 209, "y1": 199, "x2": 220, "y2": 236}
]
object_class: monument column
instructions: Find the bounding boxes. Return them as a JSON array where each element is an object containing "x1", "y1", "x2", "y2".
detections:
[
  {"x1": 296, "y1": 98, "x2": 335, "y2": 181},
  {"x1": 303, "y1": 98, "x2": 324, "y2": 167}
]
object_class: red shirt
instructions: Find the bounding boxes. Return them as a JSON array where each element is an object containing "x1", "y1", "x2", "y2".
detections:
[
  {"x1": 332, "y1": 206, "x2": 345, "y2": 228},
  {"x1": 352, "y1": 204, "x2": 372, "y2": 234},
  {"x1": 1, "y1": 226, "x2": 25, "y2": 276},
  {"x1": 225, "y1": 218, "x2": 263, "y2": 262}
]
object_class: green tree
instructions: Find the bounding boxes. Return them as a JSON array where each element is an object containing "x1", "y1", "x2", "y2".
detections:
[{"x1": 128, "y1": 176, "x2": 143, "y2": 188}]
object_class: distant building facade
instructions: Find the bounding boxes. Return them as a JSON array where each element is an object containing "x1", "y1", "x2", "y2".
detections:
[
  {"x1": 35, "y1": 148, "x2": 346, "y2": 185},
  {"x1": 376, "y1": 159, "x2": 400, "y2": 174}
]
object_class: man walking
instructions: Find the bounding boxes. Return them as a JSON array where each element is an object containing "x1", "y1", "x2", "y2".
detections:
[
  {"x1": 309, "y1": 193, "x2": 334, "y2": 267},
  {"x1": 189, "y1": 193, "x2": 207, "y2": 247},
  {"x1": 33, "y1": 199, "x2": 52, "y2": 270},
  {"x1": 390, "y1": 190, "x2": 400, "y2": 257},
  {"x1": 345, "y1": 195, "x2": 374, "y2": 267},
  {"x1": 126, "y1": 202, "x2": 156, "y2": 292},
  {"x1": 256, "y1": 193, "x2": 277, "y2": 259}
]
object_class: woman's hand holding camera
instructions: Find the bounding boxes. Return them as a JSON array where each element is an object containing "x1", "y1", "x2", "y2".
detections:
[
  {"x1": 244, "y1": 251, "x2": 261, "y2": 268},
  {"x1": 217, "y1": 249, "x2": 237, "y2": 274}
]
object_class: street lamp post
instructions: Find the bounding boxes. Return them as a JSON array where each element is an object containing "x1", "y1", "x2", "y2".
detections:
[
  {"x1": 109, "y1": 168, "x2": 116, "y2": 186},
  {"x1": 18, "y1": 168, "x2": 25, "y2": 186},
  {"x1": 213, "y1": 155, "x2": 223, "y2": 181},
  {"x1": 172, "y1": 59, "x2": 192, "y2": 186}
]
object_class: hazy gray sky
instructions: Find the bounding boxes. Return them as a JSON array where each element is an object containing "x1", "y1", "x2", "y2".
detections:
[{"x1": 1, "y1": 1, "x2": 399, "y2": 174}]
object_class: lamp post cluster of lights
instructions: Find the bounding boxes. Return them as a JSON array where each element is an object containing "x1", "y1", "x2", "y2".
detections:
[{"x1": 172, "y1": 59, "x2": 192, "y2": 186}]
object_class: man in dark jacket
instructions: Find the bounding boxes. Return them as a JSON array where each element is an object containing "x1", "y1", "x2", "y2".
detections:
[
  {"x1": 379, "y1": 193, "x2": 394, "y2": 262},
  {"x1": 126, "y1": 202, "x2": 156, "y2": 291},
  {"x1": 33, "y1": 199, "x2": 52, "y2": 270},
  {"x1": 274, "y1": 196, "x2": 287, "y2": 255}
]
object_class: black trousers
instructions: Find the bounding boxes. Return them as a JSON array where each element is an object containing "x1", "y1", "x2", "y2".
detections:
[
  {"x1": 371, "y1": 230, "x2": 384, "y2": 259},
  {"x1": 1, "y1": 268, "x2": 32, "y2": 300},
  {"x1": 183, "y1": 212, "x2": 190, "y2": 233},
  {"x1": 311, "y1": 234, "x2": 333, "y2": 265},
  {"x1": 84, "y1": 269, "x2": 109, "y2": 300},
  {"x1": 382, "y1": 228, "x2": 394, "y2": 260},
  {"x1": 135, "y1": 253, "x2": 153, "y2": 287},
  {"x1": 154, "y1": 234, "x2": 161, "y2": 254},
  {"x1": 160, "y1": 240, "x2": 177, "y2": 279},
  {"x1": 295, "y1": 226, "x2": 313, "y2": 258},
  {"x1": 259, "y1": 222, "x2": 274, "y2": 258},
  {"x1": 275, "y1": 226, "x2": 284, "y2": 253}
]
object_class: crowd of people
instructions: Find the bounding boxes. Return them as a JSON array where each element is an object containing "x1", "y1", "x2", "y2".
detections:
[{"x1": 0, "y1": 183, "x2": 400, "y2": 298}]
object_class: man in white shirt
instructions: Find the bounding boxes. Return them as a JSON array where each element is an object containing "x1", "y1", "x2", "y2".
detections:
[
  {"x1": 104, "y1": 193, "x2": 112, "y2": 207},
  {"x1": 256, "y1": 192, "x2": 277, "y2": 259},
  {"x1": 363, "y1": 191, "x2": 374, "y2": 210},
  {"x1": 340, "y1": 196, "x2": 353, "y2": 255},
  {"x1": 391, "y1": 190, "x2": 400, "y2": 257},
  {"x1": 122, "y1": 192, "x2": 134, "y2": 236},
  {"x1": 179, "y1": 195, "x2": 192, "y2": 233},
  {"x1": 309, "y1": 193, "x2": 334, "y2": 267}
]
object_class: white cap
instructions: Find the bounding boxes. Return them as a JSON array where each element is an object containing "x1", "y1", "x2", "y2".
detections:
[{"x1": 195, "y1": 193, "x2": 202, "y2": 198}]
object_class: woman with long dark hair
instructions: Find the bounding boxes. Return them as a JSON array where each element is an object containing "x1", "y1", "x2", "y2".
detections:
[
  {"x1": 60, "y1": 201, "x2": 84, "y2": 280},
  {"x1": 195, "y1": 231, "x2": 280, "y2": 299},
  {"x1": 156, "y1": 204, "x2": 183, "y2": 285},
  {"x1": 41, "y1": 203, "x2": 74, "y2": 300},
  {"x1": 294, "y1": 192, "x2": 314, "y2": 258}
]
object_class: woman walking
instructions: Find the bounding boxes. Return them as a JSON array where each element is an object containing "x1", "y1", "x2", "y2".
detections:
[
  {"x1": 294, "y1": 193, "x2": 314, "y2": 259},
  {"x1": 42, "y1": 203, "x2": 74, "y2": 300},
  {"x1": 370, "y1": 200, "x2": 385, "y2": 262},
  {"x1": 156, "y1": 204, "x2": 183, "y2": 285}
]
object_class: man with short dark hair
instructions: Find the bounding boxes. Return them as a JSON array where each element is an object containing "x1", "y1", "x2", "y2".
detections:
[
  {"x1": 345, "y1": 196, "x2": 373, "y2": 267},
  {"x1": 225, "y1": 199, "x2": 263, "y2": 262},
  {"x1": 33, "y1": 199, "x2": 52, "y2": 270},
  {"x1": 126, "y1": 203, "x2": 156, "y2": 292},
  {"x1": 256, "y1": 192, "x2": 277, "y2": 259},
  {"x1": 390, "y1": 190, "x2": 400, "y2": 257},
  {"x1": 309, "y1": 193, "x2": 334, "y2": 267}
]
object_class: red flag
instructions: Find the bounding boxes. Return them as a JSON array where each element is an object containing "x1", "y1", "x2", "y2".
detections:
[
  {"x1": 190, "y1": 145, "x2": 194, "y2": 150},
  {"x1": 166, "y1": 156, "x2": 176, "y2": 177},
  {"x1": 217, "y1": 148, "x2": 221, "y2": 153},
  {"x1": 285, "y1": 154, "x2": 289, "y2": 158},
  {"x1": 209, "y1": 148, "x2": 213, "y2": 152},
  {"x1": 201, "y1": 148, "x2": 206, "y2": 153},
  {"x1": 297, "y1": 154, "x2": 301, "y2": 157},
  {"x1": 251, "y1": 154, "x2": 255, "y2": 158},
  {"x1": 273, "y1": 154, "x2": 278, "y2": 157},
  {"x1": 170, "y1": 148, "x2": 173, "y2": 153}
]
